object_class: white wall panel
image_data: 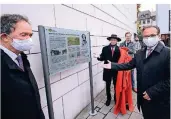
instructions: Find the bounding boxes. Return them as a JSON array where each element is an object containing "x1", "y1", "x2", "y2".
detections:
[
  {"x1": 1, "y1": 4, "x2": 55, "y2": 31},
  {"x1": 54, "y1": 5, "x2": 87, "y2": 31},
  {"x1": 30, "y1": 32, "x2": 41, "y2": 53},
  {"x1": 93, "y1": 4, "x2": 102, "y2": 9},
  {"x1": 61, "y1": 63, "x2": 88, "y2": 79},
  {"x1": 92, "y1": 64, "x2": 98, "y2": 76},
  {"x1": 73, "y1": 4, "x2": 95, "y2": 16},
  {"x1": 90, "y1": 36, "x2": 97, "y2": 46},
  {"x1": 39, "y1": 88, "x2": 47, "y2": 108},
  {"x1": 53, "y1": 98, "x2": 65, "y2": 119},
  {"x1": 28, "y1": 54, "x2": 45, "y2": 88},
  {"x1": 93, "y1": 73, "x2": 105, "y2": 97},
  {"x1": 51, "y1": 74, "x2": 78, "y2": 101},
  {"x1": 86, "y1": 16, "x2": 103, "y2": 36},
  {"x1": 78, "y1": 69, "x2": 89, "y2": 85},
  {"x1": 50, "y1": 73, "x2": 61, "y2": 84},
  {"x1": 97, "y1": 62, "x2": 104, "y2": 73},
  {"x1": 63, "y1": 81, "x2": 90, "y2": 119}
]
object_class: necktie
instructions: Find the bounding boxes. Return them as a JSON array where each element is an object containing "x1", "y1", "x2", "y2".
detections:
[
  {"x1": 16, "y1": 55, "x2": 24, "y2": 71},
  {"x1": 126, "y1": 42, "x2": 129, "y2": 47},
  {"x1": 111, "y1": 47, "x2": 114, "y2": 57}
]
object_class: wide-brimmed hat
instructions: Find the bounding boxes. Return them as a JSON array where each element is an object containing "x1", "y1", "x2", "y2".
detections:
[{"x1": 107, "y1": 34, "x2": 121, "y2": 42}]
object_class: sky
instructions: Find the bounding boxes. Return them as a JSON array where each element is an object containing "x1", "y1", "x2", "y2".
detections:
[{"x1": 139, "y1": 4, "x2": 156, "y2": 11}]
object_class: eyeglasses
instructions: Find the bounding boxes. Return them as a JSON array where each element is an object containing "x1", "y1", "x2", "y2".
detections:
[{"x1": 143, "y1": 34, "x2": 158, "y2": 39}]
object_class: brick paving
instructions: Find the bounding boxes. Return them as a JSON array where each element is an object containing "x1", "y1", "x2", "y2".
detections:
[{"x1": 76, "y1": 87, "x2": 143, "y2": 119}]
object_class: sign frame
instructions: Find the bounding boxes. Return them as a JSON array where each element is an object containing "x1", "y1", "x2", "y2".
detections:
[{"x1": 38, "y1": 26, "x2": 97, "y2": 119}]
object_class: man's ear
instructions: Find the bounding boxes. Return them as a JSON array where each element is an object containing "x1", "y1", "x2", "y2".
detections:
[
  {"x1": 158, "y1": 34, "x2": 161, "y2": 39},
  {"x1": 0, "y1": 33, "x2": 9, "y2": 42}
]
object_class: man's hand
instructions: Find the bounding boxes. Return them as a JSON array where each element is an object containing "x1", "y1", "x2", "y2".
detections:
[
  {"x1": 101, "y1": 60, "x2": 111, "y2": 69},
  {"x1": 143, "y1": 91, "x2": 151, "y2": 101},
  {"x1": 93, "y1": 53, "x2": 99, "y2": 58}
]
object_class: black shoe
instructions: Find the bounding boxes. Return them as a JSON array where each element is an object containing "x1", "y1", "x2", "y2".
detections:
[
  {"x1": 126, "y1": 104, "x2": 129, "y2": 110},
  {"x1": 105, "y1": 100, "x2": 111, "y2": 106}
]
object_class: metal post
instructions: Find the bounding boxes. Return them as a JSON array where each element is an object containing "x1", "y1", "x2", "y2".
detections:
[
  {"x1": 88, "y1": 32, "x2": 97, "y2": 116},
  {"x1": 38, "y1": 26, "x2": 55, "y2": 119}
]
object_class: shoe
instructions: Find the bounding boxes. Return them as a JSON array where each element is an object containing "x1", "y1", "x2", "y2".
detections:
[
  {"x1": 126, "y1": 104, "x2": 129, "y2": 110},
  {"x1": 105, "y1": 100, "x2": 111, "y2": 106}
]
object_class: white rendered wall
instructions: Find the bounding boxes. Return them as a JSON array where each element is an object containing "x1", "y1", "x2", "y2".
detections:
[
  {"x1": 156, "y1": 4, "x2": 170, "y2": 34},
  {"x1": 1, "y1": 4, "x2": 137, "y2": 119}
]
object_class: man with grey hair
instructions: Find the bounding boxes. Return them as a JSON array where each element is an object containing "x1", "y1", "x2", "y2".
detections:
[
  {"x1": 102, "y1": 25, "x2": 170, "y2": 119},
  {"x1": 1, "y1": 14, "x2": 45, "y2": 119}
]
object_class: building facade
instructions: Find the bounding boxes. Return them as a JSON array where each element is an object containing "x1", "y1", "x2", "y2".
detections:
[
  {"x1": 138, "y1": 10, "x2": 156, "y2": 29},
  {"x1": 1, "y1": 4, "x2": 137, "y2": 119}
]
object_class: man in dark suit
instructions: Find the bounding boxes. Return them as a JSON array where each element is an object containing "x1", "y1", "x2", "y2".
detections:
[
  {"x1": 95, "y1": 34, "x2": 121, "y2": 106},
  {"x1": 102, "y1": 26, "x2": 170, "y2": 119},
  {"x1": 1, "y1": 14, "x2": 45, "y2": 119}
]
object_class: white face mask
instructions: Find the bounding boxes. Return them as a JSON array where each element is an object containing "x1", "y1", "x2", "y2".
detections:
[
  {"x1": 143, "y1": 36, "x2": 159, "y2": 47},
  {"x1": 11, "y1": 38, "x2": 33, "y2": 51}
]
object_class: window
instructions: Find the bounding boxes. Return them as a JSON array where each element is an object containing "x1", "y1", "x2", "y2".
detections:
[
  {"x1": 151, "y1": 16, "x2": 156, "y2": 21},
  {"x1": 143, "y1": 20, "x2": 145, "y2": 24},
  {"x1": 147, "y1": 19, "x2": 150, "y2": 24},
  {"x1": 141, "y1": 20, "x2": 143, "y2": 24}
]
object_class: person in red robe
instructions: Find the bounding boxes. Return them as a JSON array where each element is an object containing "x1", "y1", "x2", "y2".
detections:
[{"x1": 113, "y1": 47, "x2": 134, "y2": 115}]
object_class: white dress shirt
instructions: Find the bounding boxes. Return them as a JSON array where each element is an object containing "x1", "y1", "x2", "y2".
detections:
[
  {"x1": 0, "y1": 45, "x2": 19, "y2": 66},
  {"x1": 111, "y1": 46, "x2": 116, "y2": 51}
]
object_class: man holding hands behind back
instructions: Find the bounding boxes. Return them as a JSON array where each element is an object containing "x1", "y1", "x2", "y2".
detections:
[{"x1": 1, "y1": 14, "x2": 45, "y2": 119}]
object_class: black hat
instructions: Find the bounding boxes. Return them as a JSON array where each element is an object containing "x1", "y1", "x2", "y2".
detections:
[{"x1": 107, "y1": 34, "x2": 121, "y2": 42}]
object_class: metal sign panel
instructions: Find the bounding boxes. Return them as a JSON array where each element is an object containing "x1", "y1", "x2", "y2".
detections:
[
  {"x1": 38, "y1": 26, "x2": 96, "y2": 118},
  {"x1": 43, "y1": 26, "x2": 90, "y2": 75}
]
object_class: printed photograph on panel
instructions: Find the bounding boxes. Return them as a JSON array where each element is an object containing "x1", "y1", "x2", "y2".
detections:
[
  {"x1": 81, "y1": 34, "x2": 88, "y2": 47},
  {"x1": 67, "y1": 37, "x2": 80, "y2": 46}
]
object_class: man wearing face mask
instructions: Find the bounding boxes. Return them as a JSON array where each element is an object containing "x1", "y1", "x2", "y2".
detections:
[
  {"x1": 1, "y1": 14, "x2": 45, "y2": 119},
  {"x1": 94, "y1": 34, "x2": 121, "y2": 106},
  {"x1": 102, "y1": 26, "x2": 170, "y2": 119}
]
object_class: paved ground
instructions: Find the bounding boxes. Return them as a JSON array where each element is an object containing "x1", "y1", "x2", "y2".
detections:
[{"x1": 76, "y1": 87, "x2": 144, "y2": 119}]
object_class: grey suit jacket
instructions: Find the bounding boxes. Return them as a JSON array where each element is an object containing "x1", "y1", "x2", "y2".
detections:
[{"x1": 120, "y1": 41, "x2": 135, "y2": 57}]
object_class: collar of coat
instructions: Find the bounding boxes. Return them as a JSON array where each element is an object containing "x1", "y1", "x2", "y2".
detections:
[
  {"x1": 1, "y1": 49, "x2": 30, "y2": 71},
  {"x1": 143, "y1": 41, "x2": 164, "y2": 54},
  {"x1": 122, "y1": 41, "x2": 134, "y2": 45}
]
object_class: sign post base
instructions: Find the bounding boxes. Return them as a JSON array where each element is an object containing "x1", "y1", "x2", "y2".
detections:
[{"x1": 89, "y1": 110, "x2": 97, "y2": 116}]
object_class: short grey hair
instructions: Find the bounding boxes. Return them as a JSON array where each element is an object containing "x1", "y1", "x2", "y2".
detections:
[
  {"x1": 142, "y1": 25, "x2": 160, "y2": 35},
  {"x1": 1, "y1": 14, "x2": 30, "y2": 34}
]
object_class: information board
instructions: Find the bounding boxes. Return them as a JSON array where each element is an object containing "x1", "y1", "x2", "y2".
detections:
[{"x1": 44, "y1": 26, "x2": 90, "y2": 75}]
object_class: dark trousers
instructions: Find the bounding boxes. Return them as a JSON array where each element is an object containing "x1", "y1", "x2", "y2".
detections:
[
  {"x1": 141, "y1": 99, "x2": 170, "y2": 119},
  {"x1": 131, "y1": 69, "x2": 135, "y2": 89},
  {"x1": 106, "y1": 77, "x2": 117, "y2": 103}
]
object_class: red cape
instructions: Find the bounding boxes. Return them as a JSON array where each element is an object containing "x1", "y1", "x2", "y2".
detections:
[{"x1": 113, "y1": 47, "x2": 134, "y2": 115}]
